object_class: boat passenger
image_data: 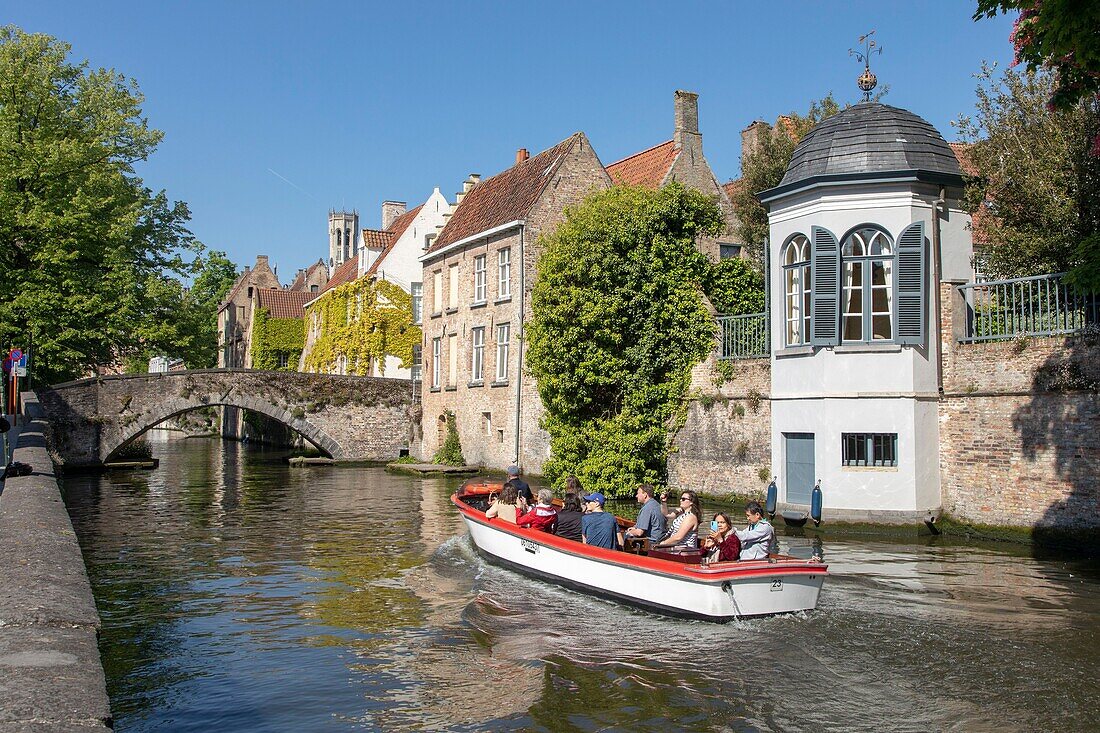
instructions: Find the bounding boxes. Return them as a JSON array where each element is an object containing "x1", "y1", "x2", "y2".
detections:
[
  {"x1": 653, "y1": 490, "x2": 700, "y2": 551},
  {"x1": 554, "y1": 490, "x2": 584, "y2": 542},
  {"x1": 485, "y1": 481, "x2": 522, "y2": 524},
  {"x1": 736, "y1": 500, "x2": 775, "y2": 561},
  {"x1": 581, "y1": 492, "x2": 621, "y2": 550},
  {"x1": 623, "y1": 483, "x2": 667, "y2": 543},
  {"x1": 702, "y1": 512, "x2": 741, "y2": 563},
  {"x1": 517, "y1": 488, "x2": 558, "y2": 532},
  {"x1": 506, "y1": 465, "x2": 534, "y2": 506}
]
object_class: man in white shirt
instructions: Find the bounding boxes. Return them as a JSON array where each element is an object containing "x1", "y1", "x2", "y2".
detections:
[{"x1": 736, "y1": 500, "x2": 774, "y2": 561}]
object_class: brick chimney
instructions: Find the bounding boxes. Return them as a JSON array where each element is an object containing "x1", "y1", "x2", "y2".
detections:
[
  {"x1": 740, "y1": 120, "x2": 770, "y2": 162},
  {"x1": 674, "y1": 90, "x2": 701, "y2": 150},
  {"x1": 381, "y1": 201, "x2": 406, "y2": 231},
  {"x1": 516, "y1": 148, "x2": 529, "y2": 165}
]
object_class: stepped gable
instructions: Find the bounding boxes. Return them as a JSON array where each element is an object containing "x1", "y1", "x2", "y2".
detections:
[
  {"x1": 780, "y1": 102, "x2": 962, "y2": 188},
  {"x1": 255, "y1": 288, "x2": 313, "y2": 319},
  {"x1": 427, "y1": 134, "x2": 582, "y2": 252},
  {"x1": 365, "y1": 204, "x2": 423, "y2": 277},
  {"x1": 605, "y1": 140, "x2": 678, "y2": 188}
]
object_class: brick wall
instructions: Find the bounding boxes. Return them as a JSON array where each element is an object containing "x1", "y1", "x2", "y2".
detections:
[
  {"x1": 668, "y1": 354, "x2": 772, "y2": 494},
  {"x1": 938, "y1": 282, "x2": 1100, "y2": 528}
]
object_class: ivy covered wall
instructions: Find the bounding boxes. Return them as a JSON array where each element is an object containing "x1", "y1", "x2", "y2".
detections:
[
  {"x1": 302, "y1": 277, "x2": 421, "y2": 376},
  {"x1": 250, "y1": 308, "x2": 305, "y2": 371}
]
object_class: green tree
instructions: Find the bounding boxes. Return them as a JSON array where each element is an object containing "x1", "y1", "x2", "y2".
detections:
[
  {"x1": 526, "y1": 183, "x2": 723, "y2": 496},
  {"x1": 955, "y1": 64, "x2": 1100, "y2": 289},
  {"x1": 728, "y1": 95, "x2": 842, "y2": 251},
  {"x1": 975, "y1": 0, "x2": 1100, "y2": 111},
  {"x1": 125, "y1": 249, "x2": 238, "y2": 371},
  {"x1": 0, "y1": 26, "x2": 196, "y2": 383}
]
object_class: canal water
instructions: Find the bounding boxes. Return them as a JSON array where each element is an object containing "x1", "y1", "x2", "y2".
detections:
[{"x1": 62, "y1": 437, "x2": 1099, "y2": 732}]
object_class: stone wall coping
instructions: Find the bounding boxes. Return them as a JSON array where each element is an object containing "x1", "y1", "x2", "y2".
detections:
[
  {"x1": 46, "y1": 368, "x2": 413, "y2": 391},
  {"x1": 0, "y1": 394, "x2": 112, "y2": 729}
]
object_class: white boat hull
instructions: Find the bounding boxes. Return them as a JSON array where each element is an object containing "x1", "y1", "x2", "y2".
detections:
[{"x1": 459, "y1": 510, "x2": 826, "y2": 621}]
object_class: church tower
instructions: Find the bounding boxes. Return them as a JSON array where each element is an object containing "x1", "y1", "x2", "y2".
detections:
[{"x1": 328, "y1": 210, "x2": 359, "y2": 271}]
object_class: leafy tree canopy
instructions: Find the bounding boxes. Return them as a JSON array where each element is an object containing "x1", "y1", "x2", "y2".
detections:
[
  {"x1": 0, "y1": 26, "x2": 197, "y2": 382},
  {"x1": 975, "y1": 0, "x2": 1100, "y2": 111},
  {"x1": 955, "y1": 64, "x2": 1100, "y2": 289},
  {"x1": 728, "y1": 95, "x2": 841, "y2": 250},
  {"x1": 125, "y1": 249, "x2": 239, "y2": 372},
  {"x1": 526, "y1": 183, "x2": 725, "y2": 496}
]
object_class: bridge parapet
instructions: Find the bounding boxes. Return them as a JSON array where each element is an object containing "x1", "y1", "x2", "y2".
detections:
[{"x1": 36, "y1": 369, "x2": 417, "y2": 467}]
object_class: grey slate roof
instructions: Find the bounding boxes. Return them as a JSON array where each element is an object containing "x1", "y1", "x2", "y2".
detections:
[{"x1": 780, "y1": 102, "x2": 962, "y2": 188}]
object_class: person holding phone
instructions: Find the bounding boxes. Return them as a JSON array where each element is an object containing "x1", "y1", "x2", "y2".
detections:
[{"x1": 702, "y1": 512, "x2": 741, "y2": 563}]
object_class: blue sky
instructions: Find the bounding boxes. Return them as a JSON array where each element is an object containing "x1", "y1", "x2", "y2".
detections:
[{"x1": 6, "y1": 1, "x2": 1017, "y2": 278}]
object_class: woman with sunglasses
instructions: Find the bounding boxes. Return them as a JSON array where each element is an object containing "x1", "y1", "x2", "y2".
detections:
[
  {"x1": 702, "y1": 512, "x2": 741, "y2": 563},
  {"x1": 653, "y1": 490, "x2": 701, "y2": 551}
]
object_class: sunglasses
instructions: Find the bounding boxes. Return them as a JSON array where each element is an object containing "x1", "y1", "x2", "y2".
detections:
[{"x1": 680, "y1": 496, "x2": 692, "y2": 501}]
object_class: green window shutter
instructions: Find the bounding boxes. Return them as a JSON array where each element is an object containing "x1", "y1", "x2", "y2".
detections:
[
  {"x1": 810, "y1": 226, "x2": 840, "y2": 346},
  {"x1": 895, "y1": 221, "x2": 926, "y2": 345}
]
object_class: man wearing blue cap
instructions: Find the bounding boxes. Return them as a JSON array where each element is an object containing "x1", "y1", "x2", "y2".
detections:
[
  {"x1": 581, "y1": 492, "x2": 620, "y2": 550},
  {"x1": 506, "y1": 465, "x2": 533, "y2": 506}
]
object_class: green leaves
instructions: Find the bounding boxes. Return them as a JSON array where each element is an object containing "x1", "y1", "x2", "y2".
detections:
[
  {"x1": 0, "y1": 26, "x2": 197, "y2": 382},
  {"x1": 527, "y1": 183, "x2": 726, "y2": 496},
  {"x1": 956, "y1": 64, "x2": 1100, "y2": 287}
]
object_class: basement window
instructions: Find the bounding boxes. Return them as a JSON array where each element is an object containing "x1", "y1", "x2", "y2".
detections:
[{"x1": 842, "y1": 433, "x2": 897, "y2": 467}]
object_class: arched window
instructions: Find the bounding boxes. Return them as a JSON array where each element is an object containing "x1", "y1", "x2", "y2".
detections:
[
  {"x1": 782, "y1": 234, "x2": 811, "y2": 346},
  {"x1": 841, "y1": 227, "x2": 893, "y2": 342}
]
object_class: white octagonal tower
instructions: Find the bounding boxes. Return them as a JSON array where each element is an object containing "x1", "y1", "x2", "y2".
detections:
[{"x1": 758, "y1": 102, "x2": 972, "y2": 522}]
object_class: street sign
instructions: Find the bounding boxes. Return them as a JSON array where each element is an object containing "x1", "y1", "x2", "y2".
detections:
[
  {"x1": 13, "y1": 367, "x2": 26, "y2": 377},
  {"x1": 10, "y1": 349, "x2": 21, "y2": 362}
]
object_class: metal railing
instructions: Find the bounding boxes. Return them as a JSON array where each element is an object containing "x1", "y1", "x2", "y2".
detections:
[
  {"x1": 958, "y1": 272, "x2": 1099, "y2": 343},
  {"x1": 717, "y1": 312, "x2": 769, "y2": 359}
]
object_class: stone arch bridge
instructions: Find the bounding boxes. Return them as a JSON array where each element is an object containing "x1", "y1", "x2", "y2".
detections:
[{"x1": 34, "y1": 369, "x2": 419, "y2": 468}]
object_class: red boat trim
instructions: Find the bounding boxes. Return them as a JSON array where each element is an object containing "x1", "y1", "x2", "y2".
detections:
[{"x1": 452, "y1": 493, "x2": 828, "y2": 583}]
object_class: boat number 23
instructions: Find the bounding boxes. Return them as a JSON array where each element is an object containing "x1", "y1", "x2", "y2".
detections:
[
  {"x1": 521, "y1": 539, "x2": 540, "y2": 555},
  {"x1": 770, "y1": 578, "x2": 783, "y2": 592}
]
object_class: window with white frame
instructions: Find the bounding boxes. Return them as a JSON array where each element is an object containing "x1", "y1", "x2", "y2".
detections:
[
  {"x1": 432, "y1": 270, "x2": 443, "y2": 314},
  {"x1": 496, "y1": 323, "x2": 510, "y2": 381},
  {"x1": 411, "y1": 282, "x2": 423, "y2": 324},
  {"x1": 498, "y1": 248, "x2": 511, "y2": 298},
  {"x1": 842, "y1": 227, "x2": 893, "y2": 342},
  {"x1": 842, "y1": 433, "x2": 898, "y2": 467},
  {"x1": 411, "y1": 344, "x2": 422, "y2": 382},
  {"x1": 431, "y1": 338, "x2": 441, "y2": 388},
  {"x1": 783, "y1": 234, "x2": 811, "y2": 346},
  {"x1": 471, "y1": 326, "x2": 485, "y2": 382},
  {"x1": 473, "y1": 255, "x2": 487, "y2": 303}
]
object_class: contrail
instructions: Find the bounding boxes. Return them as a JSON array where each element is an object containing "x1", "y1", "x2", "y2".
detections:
[{"x1": 267, "y1": 168, "x2": 318, "y2": 201}]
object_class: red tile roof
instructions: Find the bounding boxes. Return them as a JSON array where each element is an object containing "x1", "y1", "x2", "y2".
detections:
[
  {"x1": 255, "y1": 288, "x2": 313, "y2": 319},
  {"x1": 288, "y1": 259, "x2": 327, "y2": 292},
  {"x1": 317, "y1": 256, "x2": 359, "y2": 296},
  {"x1": 366, "y1": 204, "x2": 423, "y2": 277},
  {"x1": 428, "y1": 133, "x2": 584, "y2": 253},
  {"x1": 361, "y1": 228, "x2": 396, "y2": 251},
  {"x1": 605, "y1": 140, "x2": 678, "y2": 188}
]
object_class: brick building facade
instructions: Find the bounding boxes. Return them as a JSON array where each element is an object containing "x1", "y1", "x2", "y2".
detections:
[{"x1": 419, "y1": 133, "x2": 611, "y2": 470}]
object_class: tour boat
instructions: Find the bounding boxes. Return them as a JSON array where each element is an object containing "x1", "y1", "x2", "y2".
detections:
[{"x1": 452, "y1": 480, "x2": 827, "y2": 621}]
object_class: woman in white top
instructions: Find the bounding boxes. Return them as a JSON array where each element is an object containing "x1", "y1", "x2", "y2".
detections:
[{"x1": 653, "y1": 490, "x2": 700, "y2": 550}]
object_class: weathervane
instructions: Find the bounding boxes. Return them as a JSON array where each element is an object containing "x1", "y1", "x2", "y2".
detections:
[{"x1": 849, "y1": 31, "x2": 882, "y2": 102}]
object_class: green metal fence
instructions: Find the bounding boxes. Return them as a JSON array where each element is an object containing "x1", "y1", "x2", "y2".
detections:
[
  {"x1": 959, "y1": 273, "x2": 1099, "y2": 343},
  {"x1": 717, "y1": 313, "x2": 769, "y2": 359}
]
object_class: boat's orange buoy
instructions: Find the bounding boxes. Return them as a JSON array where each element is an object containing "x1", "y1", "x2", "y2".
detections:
[{"x1": 458, "y1": 477, "x2": 504, "y2": 497}]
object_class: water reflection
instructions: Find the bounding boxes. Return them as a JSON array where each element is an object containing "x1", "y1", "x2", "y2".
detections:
[{"x1": 63, "y1": 437, "x2": 1100, "y2": 732}]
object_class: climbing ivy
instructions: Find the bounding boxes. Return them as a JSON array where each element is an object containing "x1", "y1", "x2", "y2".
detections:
[
  {"x1": 250, "y1": 309, "x2": 305, "y2": 371},
  {"x1": 527, "y1": 183, "x2": 724, "y2": 497},
  {"x1": 705, "y1": 257, "x2": 765, "y2": 315},
  {"x1": 302, "y1": 278, "x2": 421, "y2": 376},
  {"x1": 433, "y1": 410, "x2": 465, "y2": 466}
]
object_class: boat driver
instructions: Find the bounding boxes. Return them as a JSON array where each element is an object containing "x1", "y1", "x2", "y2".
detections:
[
  {"x1": 736, "y1": 500, "x2": 775, "y2": 561},
  {"x1": 623, "y1": 483, "x2": 666, "y2": 544}
]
